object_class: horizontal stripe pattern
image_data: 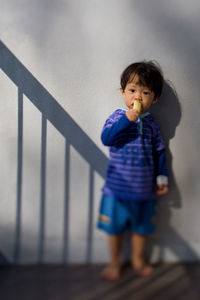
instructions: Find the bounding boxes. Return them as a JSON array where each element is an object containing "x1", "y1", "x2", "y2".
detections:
[{"x1": 102, "y1": 109, "x2": 165, "y2": 201}]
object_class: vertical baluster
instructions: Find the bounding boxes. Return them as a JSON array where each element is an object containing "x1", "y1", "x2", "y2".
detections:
[
  {"x1": 38, "y1": 115, "x2": 47, "y2": 262},
  {"x1": 86, "y1": 166, "x2": 94, "y2": 263},
  {"x1": 14, "y1": 89, "x2": 23, "y2": 263},
  {"x1": 62, "y1": 140, "x2": 70, "y2": 263}
]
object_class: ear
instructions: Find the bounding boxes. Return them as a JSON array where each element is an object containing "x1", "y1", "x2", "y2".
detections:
[
  {"x1": 152, "y1": 97, "x2": 158, "y2": 104},
  {"x1": 120, "y1": 88, "x2": 125, "y2": 99}
]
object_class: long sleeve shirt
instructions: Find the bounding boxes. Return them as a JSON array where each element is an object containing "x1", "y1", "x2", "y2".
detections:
[{"x1": 101, "y1": 109, "x2": 168, "y2": 202}]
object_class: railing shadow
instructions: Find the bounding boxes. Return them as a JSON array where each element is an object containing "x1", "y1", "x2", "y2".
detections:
[
  {"x1": 0, "y1": 40, "x2": 108, "y2": 263},
  {"x1": 1, "y1": 40, "x2": 199, "y2": 265}
]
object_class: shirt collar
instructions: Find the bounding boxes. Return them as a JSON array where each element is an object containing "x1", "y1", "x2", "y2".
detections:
[{"x1": 137, "y1": 112, "x2": 150, "y2": 134}]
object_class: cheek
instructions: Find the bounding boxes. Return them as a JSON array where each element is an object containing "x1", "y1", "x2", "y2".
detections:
[
  {"x1": 142, "y1": 100, "x2": 148, "y2": 107},
  {"x1": 144, "y1": 98, "x2": 153, "y2": 106}
]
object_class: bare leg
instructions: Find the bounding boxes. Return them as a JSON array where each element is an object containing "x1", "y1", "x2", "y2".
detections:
[
  {"x1": 131, "y1": 233, "x2": 153, "y2": 276},
  {"x1": 101, "y1": 234, "x2": 123, "y2": 280}
]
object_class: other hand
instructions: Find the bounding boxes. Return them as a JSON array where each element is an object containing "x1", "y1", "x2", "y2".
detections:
[{"x1": 156, "y1": 184, "x2": 168, "y2": 196}]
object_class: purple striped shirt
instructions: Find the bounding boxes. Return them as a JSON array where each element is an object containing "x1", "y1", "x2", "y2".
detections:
[{"x1": 101, "y1": 109, "x2": 166, "y2": 201}]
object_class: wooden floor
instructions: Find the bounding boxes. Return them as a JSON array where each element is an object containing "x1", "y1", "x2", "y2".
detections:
[{"x1": 0, "y1": 263, "x2": 200, "y2": 300}]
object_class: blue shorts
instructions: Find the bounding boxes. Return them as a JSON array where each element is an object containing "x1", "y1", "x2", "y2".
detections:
[{"x1": 97, "y1": 194, "x2": 156, "y2": 235}]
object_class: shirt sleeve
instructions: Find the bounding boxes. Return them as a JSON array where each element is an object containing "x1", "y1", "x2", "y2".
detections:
[
  {"x1": 101, "y1": 111, "x2": 132, "y2": 146},
  {"x1": 154, "y1": 149, "x2": 168, "y2": 185},
  {"x1": 152, "y1": 119, "x2": 166, "y2": 152}
]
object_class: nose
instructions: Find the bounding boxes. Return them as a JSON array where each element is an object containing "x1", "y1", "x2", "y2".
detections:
[{"x1": 134, "y1": 92, "x2": 142, "y2": 101}]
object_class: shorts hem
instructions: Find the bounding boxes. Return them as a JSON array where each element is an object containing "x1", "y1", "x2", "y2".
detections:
[
  {"x1": 131, "y1": 228, "x2": 156, "y2": 235},
  {"x1": 97, "y1": 224, "x2": 124, "y2": 235}
]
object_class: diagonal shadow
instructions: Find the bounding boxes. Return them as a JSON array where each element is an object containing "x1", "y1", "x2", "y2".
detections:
[
  {"x1": 0, "y1": 40, "x2": 108, "y2": 263},
  {"x1": 1, "y1": 40, "x2": 199, "y2": 267},
  {"x1": 0, "y1": 41, "x2": 107, "y2": 178}
]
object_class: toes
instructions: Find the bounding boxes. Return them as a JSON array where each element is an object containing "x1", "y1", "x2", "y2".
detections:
[{"x1": 100, "y1": 265, "x2": 120, "y2": 281}]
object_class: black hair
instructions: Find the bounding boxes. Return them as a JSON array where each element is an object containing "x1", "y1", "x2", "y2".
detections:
[{"x1": 120, "y1": 61, "x2": 164, "y2": 98}]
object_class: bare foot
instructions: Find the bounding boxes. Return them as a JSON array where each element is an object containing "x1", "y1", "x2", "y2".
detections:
[
  {"x1": 100, "y1": 264, "x2": 121, "y2": 281},
  {"x1": 134, "y1": 264, "x2": 154, "y2": 277}
]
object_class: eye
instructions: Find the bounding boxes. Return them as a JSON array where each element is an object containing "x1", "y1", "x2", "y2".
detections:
[
  {"x1": 129, "y1": 89, "x2": 135, "y2": 93},
  {"x1": 143, "y1": 91, "x2": 150, "y2": 95}
]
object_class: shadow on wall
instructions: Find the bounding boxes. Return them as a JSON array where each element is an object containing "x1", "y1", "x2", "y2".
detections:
[
  {"x1": 0, "y1": 40, "x2": 107, "y2": 264},
  {"x1": 0, "y1": 41, "x2": 199, "y2": 264},
  {"x1": 128, "y1": 0, "x2": 200, "y2": 262},
  {"x1": 149, "y1": 81, "x2": 199, "y2": 261},
  {"x1": 150, "y1": 81, "x2": 182, "y2": 209}
]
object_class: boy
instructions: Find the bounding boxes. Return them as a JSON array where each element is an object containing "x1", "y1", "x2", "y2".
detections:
[{"x1": 98, "y1": 61, "x2": 168, "y2": 280}]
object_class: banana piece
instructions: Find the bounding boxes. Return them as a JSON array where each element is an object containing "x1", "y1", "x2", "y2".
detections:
[{"x1": 133, "y1": 100, "x2": 142, "y2": 114}]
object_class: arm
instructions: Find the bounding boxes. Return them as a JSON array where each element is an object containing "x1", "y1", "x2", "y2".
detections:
[
  {"x1": 101, "y1": 112, "x2": 133, "y2": 146},
  {"x1": 154, "y1": 149, "x2": 169, "y2": 196},
  {"x1": 151, "y1": 118, "x2": 168, "y2": 196}
]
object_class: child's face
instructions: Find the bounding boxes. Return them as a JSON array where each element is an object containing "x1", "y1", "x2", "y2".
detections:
[{"x1": 120, "y1": 74, "x2": 158, "y2": 114}]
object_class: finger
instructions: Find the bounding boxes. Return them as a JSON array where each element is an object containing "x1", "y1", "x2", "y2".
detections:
[{"x1": 156, "y1": 186, "x2": 168, "y2": 196}]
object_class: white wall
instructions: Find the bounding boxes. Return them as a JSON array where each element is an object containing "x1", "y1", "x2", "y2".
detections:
[{"x1": 1, "y1": 0, "x2": 200, "y2": 264}]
